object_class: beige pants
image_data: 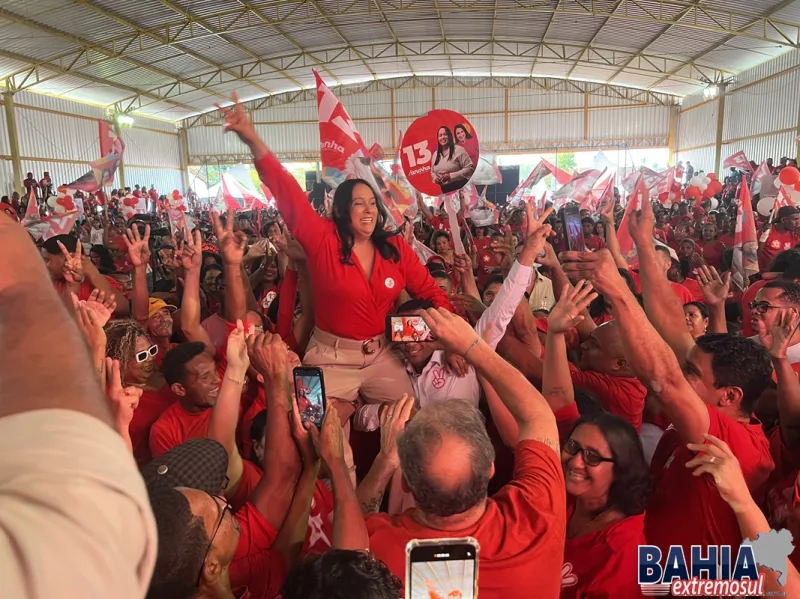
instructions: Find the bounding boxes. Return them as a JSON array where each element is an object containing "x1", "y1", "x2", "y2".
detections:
[{"x1": 303, "y1": 328, "x2": 414, "y2": 406}]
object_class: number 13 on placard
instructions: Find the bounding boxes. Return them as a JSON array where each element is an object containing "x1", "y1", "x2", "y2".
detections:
[{"x1": 402, "y1": 141, "x2": 432, "y2": 168}]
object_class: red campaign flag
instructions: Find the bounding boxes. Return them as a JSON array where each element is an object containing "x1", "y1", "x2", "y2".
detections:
[
  {"x1": 772, "y1": 186, "x2": 794, "y2": 214},
  {"x1": 751, "y1": 160, "x2": 772, "y2": 194},
  {"x1": 732, "y1": 176, "x2": 758, "y2": 290},
  {"x1": 655, "y1": 166, "x2": 678, "y2": 196},
  {"x1": 616, "y1": 175, "x2": 649, "y2": 267},
  {"x1": 621, "y1": 166, "x2": 664, "y2": 194},
  {"x1": 723, "y1": 150, "x2": 753, "y2": 172},
  {"x1": 314, "y1": 69, "x2": 368, "y2": 177},
  {"x1": 541, "y1": 158, "x2": 572, "y2": 185},
  {"x1": 551, "y1": 168, "x2": 606, "y2": 209},
  {"x1": 508, "y1": 159, "x2": 569, "y2": 204},
  {"x1": 22, "y1": 185, "x2": 39, "y2": 225},
  {"x1": 260, "y1": 183, "x2": 276, "y2": 209},
  {"x1": 98, "y1": 120, "x2": 124, "y2": 157}
]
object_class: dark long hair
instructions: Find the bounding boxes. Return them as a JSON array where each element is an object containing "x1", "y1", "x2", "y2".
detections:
[
  {"x1": 332, "y1": 179, "x2": 400, "y2": 265},
  {"x1": 434, "y1": 126, "x2": 455, "y2": 166},
  {"x1": 566, "y1": 412, "x2": 653, "y2": 516},
  {"x1": 454, "y1": 123, "x2": 473, "y2": 142}
]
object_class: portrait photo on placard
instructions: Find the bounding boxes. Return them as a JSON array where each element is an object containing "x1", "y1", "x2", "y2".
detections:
[{"x1": 401, "y1": 109, "x2": 479, "y2": 196}]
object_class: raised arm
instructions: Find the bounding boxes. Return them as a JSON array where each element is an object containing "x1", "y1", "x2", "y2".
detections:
[
  {"x1": 246, "y1": 332, "x2": 302, "y2": 530},
  {"x1": 561, "y1": 249, "x2": 710, "y2": 444},
  {"x1": 759, "y1": 311, "x2": 800, "y2": 450},
  {"x1": 421, "y1": 305, "x2": 559, "y2": 453},
  {"x1": 177, "y1": 228, "x2": 215, "y2": 355},
  {"x1": 208, "y1": 320, "x2": 249, "y2": 494},
  {"x1": 696, "y1": 264, "x2": 730, "y2": 334},
  {"x1": 627, "y1": 198, "x2": 695, "y2": 363},
  {"x1": 123, "y1": 224, "x2": 151, "y2": 324},
  {"x1": 416, "y1": 192, "x2": 434, "y2": 222},
  {"x1": 213, "y1": 210, "x2": 249, "y2": 324},
  {"x1": 600, "y1": 198, "x2": 629, "y2": 270},
  {"x1": 218, "y1": 93, "x2": 326, "y2": 252}
]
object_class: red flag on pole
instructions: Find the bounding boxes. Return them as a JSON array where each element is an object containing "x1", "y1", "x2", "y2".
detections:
[
  {"x1": 314, "y1": 69, "x2": 368, "y2": 178},
  {"x1": 98, "y1": 120, "x2": 123, "y2": 157},
  {"x1": 751, "y1": 161, "x2": 772, "y2": 194},
  {"x1": 616, "y1": 175, "x2": 649, "y2": 267},
  {"x1": 25, "y1": 211, "x2": 80, "y2": 241},
  {"x1": 23, "y1": 185, "x2": 39, "y2": 224},
  {"x1": 732, "y1": 177, "x2": 758, "y2": 289},
  {"x1": 551, "y1": 168, "x2": 606, "y2": 210},
  {"x1": 723, "y1": 150, "x2": 753, "y2": 172}
]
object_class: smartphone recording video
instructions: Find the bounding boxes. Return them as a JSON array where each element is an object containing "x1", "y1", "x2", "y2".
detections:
[
  {"x1": 293, "y1": 367, "x2": 326, "y2": 428},
  {"x1": 386, "y1": 315, "x2": 433, "y2": 343},
  {"x1": 406, "y1": 538, "x2": 479, "y2": 599},
  {"x1": 563, "y1": 204, "x2": 586, "y2": 252}
]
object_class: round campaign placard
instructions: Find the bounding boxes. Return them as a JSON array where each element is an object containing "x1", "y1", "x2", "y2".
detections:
[{"x1": 400, "y1": 109, "x2": 479, "y2": 196}]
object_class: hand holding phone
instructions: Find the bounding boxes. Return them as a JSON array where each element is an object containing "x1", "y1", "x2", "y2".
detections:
[
  {"x1": 406, "y1": 538, "x2": 479, "y2": 599},
  {"x1": 386, "y1": 315, "x2": 434, "y2": 343},
  {"x1": 293, "y1": 367, "x2": 326, "y2": 428},
  {"x1": 563, "y1": 204, "x2": 586, "y2": 252}
]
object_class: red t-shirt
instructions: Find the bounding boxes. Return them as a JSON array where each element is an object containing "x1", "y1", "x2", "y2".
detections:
[
  {"x1": 645, "y1": 405, "x2": 774, "y2": 559},
  {"x1": 629, "y1": 270, "x2": 694, "y2": 306},
  {"x1": 584, "y1": 234, "x2": 606, "y2": 251},
  {"x1": 699, "y1": 240, "x2": 725, "y2": 270},
  {"x1": 473, "y1": 236, "x2": 491, "y2": 252},
  {"x1": 366, "y1": 440, "x2": 566, "y2": 599},
  {"x1": 568, "y1": 364, "x2": 647, "y2": 432},
  {"x1": 149, "y1": 402, "x2": 212, "y2": 457},
  {"x1": 681, "y1": 277, "x2": 705, "y2": 303},
  {"x1": 561, "y1": 506, "x2": 646, "y2": 599},
  {"x1": 476, "y1": 248, "x2": 502, "y2": 290},
  {"x1": 129, "y1": 385, "x2": 178, "y2": 466},
  {"x1": 254, "y1": 153, "x2": 452, "y2": 339},
  {"x1": 764, "y1": 427, "x2": 800, "y2": 573},
  {"x1": 741, "y1": 278, "x2": 768, "y2": 337},
  {"x1": 230, "y1": 502, "x2": 286, "y2": 599},
  {"x1": 759, "y1": 228, "x2": 800, "y2": 272},
  {"x1": 429, "y1": 215, "x2": 450, "y2": 232}
]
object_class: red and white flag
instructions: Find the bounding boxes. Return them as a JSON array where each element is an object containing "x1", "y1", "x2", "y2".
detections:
[
  {"x1": 621, "y1": 166, "x2": 664, "y2": 195},
  {"x1": 732, "y1": 177, "x2": 758, "y2": 290},
  {"x1": 508, "y1": 159, "x2": 571, "y2": 204},
  {"x1": 751, "y1": 161, "x2": 772, "y2": 194},
  {"x1": 551, "y1": 168, "x2": 606, "y2": 209},
  {"x1": 22, "y1": 186, "x2": 39, "y2": 225},
  {"x1": 723, "y1": 150, "x2": 753, "y2": 172},
  {"x1": 260, "y1": 184, "x2": 276, "y2": 209},
  {"x1": 98, "y1": 120, "x2": 123, "y2": 157},
  {"x1": 655, "y1": 166, "x2": 678, "y2": 196},
  {"x1": 542, "y1": 158, "x2": 572, "y2": 185},
  {"x1": 616, "y1": 175, "x2": 649, "y2": 267},
  {"x1": 25, "y1": 211, "x2": 79, "y2": 241},
  {"x1": 772, "y1": 186, "x2": 794, "y2": 214}
]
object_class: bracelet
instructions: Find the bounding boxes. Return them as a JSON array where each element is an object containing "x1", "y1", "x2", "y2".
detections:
[
  {"x1": 225, "y1": 373, "x2": 246, "y2": 385},
  {"x1": 463, "y1": 337, "x2": 481, "y2": 361}
]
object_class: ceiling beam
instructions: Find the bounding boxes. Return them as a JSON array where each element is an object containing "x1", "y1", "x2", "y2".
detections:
[
  {"x1": 566, "y1": 0, "x2": 625, "y2": 80},
  {"x1": 530, "y1": 0, "x2": 561, "y2": 77},
  {"x1": 369, "y1": 0, "x2": 415, "y2": 74}
]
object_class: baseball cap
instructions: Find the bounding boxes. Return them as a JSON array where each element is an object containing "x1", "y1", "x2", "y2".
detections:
[
  {"x1": 777, "y1": 206, "x2": 800, "y2": 220},
  {"x1": 148, "y1": 297, "x2": 177, "y2": 318},
  {"x1": 142, "y1": 438, "x2": 229, "y2": 495}
]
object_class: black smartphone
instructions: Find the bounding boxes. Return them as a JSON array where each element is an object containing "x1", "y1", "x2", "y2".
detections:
[
  {"x1": 386, "y1": 314, "x2": 433, "y2": 343},
  {"x1": 563, "y1": 203, "x2": 586, "y2": 252},
  {"x1": 405, "y1": 538, "x2": 479, "y2": 599},
  {"x1": 292, "y1": 367, "x2": 326, "y2": 428}
]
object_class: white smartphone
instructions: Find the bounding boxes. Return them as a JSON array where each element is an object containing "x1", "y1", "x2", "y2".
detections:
[{"x1": 405, "y1": 537, "x2": 479, "y2": 599}]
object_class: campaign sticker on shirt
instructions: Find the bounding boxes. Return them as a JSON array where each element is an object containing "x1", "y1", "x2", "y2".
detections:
[
  {"x1": 384, "y1": 277, "x2": 395, "y2": 289},
  {"x1": 400, "y1": 109, "x2": 479, "y2": 197}
]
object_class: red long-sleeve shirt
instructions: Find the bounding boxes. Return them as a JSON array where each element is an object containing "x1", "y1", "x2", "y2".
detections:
[{"x1": 254, "y1": 153, "x2": 452, "y2": 340}]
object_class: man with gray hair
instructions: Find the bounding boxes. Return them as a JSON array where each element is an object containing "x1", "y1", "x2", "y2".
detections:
[{"x1": 365, "y1": 307, "x2": 565, "y2": 598}]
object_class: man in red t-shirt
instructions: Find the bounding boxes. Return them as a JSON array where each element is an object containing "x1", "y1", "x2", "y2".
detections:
[
  {"x1": 366, "y1": 308, "x2": 565, "y2": 599},
  {"x1": 562, "y1": 217, "x2": 775, "y2": 561},
  {"x1": 759, "y1": 206, "x2": 800, "y2": 272},
  {"x1": 629, "y1": 246, "x2": 694, "y2": 305}
]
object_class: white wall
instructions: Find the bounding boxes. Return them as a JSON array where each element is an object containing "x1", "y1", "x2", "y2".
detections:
[
  {"x1": 0, "y1": 90, "x2": 183, "y2": 195},
  {"x1": 185, "y1": 79, "x2": 673, "y2": 163},
  {"x1": 676, "y1": 49, "x2": 800, "y2": 173}
]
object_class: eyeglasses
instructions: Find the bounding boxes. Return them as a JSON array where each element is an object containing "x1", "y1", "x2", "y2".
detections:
[
  {"x1": 135, "y1": 344, "x2": 158, "y2": 363},
  {"x1": 748, "y1": 301, "x2": 782, "y2": 315},
  {"x1": 562, "y1": 438, "x2": 615, "y2": 467},
  {"x1": 196, "y1": 495, "x2": 232, "y2": 586}
]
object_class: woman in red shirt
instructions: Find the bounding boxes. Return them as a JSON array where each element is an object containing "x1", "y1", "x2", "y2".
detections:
[
  {"x1": 698, "y1": 222, "x2": 726, "y2": 270},
  {"x1": 105, "y1": 319, "x2": 176, "y2": 465},
  {"x1": 220, "y1": 95, "x2": 453, "y2": 422}
]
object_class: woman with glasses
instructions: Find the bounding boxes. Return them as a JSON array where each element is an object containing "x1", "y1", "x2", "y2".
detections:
[
  {"x1": 105, "y1": 319, "x2": 176, "y2": 465},
  {"x1": 540, "y1": 283, "x2": 653, "y2": 598}
]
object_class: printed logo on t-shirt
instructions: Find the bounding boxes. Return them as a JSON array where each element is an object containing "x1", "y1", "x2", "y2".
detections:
[
  {"x1": 561, "y1": 563, "x2": 578, "y2": 588},
  {"x1": 431, "y1": 368, "x2": 446, "y2": 389},
  {"x1": 770, "y1": 239, "x2": 782, "y2": 249},
  {"x1": 384, "y1": 277, "x2": 395, "y2": 289},
  {"x1": 261, "y1": 291, "x2": 277, "y2": 310}
]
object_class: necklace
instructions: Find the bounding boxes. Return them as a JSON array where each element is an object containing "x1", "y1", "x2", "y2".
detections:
[{"x1": 567, "y1": 506, "x2": 612, "y2": 538}]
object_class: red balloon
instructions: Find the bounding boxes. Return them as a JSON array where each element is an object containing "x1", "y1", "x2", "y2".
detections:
[
  {"x1": 709, "y1": 180, "x2": 723, "y2": 194},
  {"x1": 703, "y1": 186, "x2": 715, "y2": 199},
  {"x1": 708, "y1": 173, "x2": 717, "y2": 181},
  {"x1": 779, "y1": 166, "x2": 800, "y2": 186},
  {"x1": 685, "y1": 185, "x2": 702, "y2": 200},
  {"x1": 671, "y1": 180, "x2": 682, "y2": 192}
]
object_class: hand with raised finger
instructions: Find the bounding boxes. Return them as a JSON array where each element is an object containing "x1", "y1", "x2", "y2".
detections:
[
  {"x1": 548, "y1": 281, "x2": 598, "y2": 334},
  {"x1": 685, "y1": 434, "x2": 751, "y2": 514},
  {"x1": 697, "y1": 265, "x2": 731, "y2": 307},
  {"x1": 213, "y1": 209, "x2": 248, "y2": 266},
  {"x1": 123, "y1": 224, "x2": 151, "y2": 267},
  {"x1": 559, "y1": 249, "x2": 628, "y2": 297},
  {"x1": 216, "y1": 92, "x2": 261, "y2": 148},
  {"x1": 226, "y1": 319, "x2": 253, "y2": 373},
  {"x1": 246, "y1": 331, "x2": 288, "y2": 379},
  {"x1": 758, "y1": 308, "x2": 800, "y2": 359},
  {"x1": 627, "y1": 196, "x2": 655, "y2": 246},
  {"x1": 105, "y1": 357, "x2": 142, "y2": 431},
  {"x1": 81, "y1": 288, "x2": 116, "y2": 327},
  {"x1": 72, "y1": 298, "x2": 107, "y2": 351},
  {"x1": 378, "y1": 394, "x2": 416, "y2": 466},
  {"x1": 58, "y1": 239, "x2": 85, "y2": 284}
]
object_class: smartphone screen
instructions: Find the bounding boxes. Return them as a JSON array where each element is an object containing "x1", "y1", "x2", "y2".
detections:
[
  {"x1": 292, "y1": 367, "x2": 326, "y2": 428},
  {"x1": 407, "y1": 541, "x2": 478, "y2": 599},
  {"x1": 386, "y1": 315, "x2": 433, "y2": 343},
  {"x1": 563, "y1": 204, "x2": 586, "y2": 252}
]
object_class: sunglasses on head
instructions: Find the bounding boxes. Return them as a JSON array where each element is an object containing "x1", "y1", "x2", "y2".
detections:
[
  {"x1": 135, "y1": 344, "x2": 158, "y2": 363},
  {"x1": 747, "y1": 301, "x2": 781, "y2": 315},
  {"x1": 562, "y1": 438, "x2": 615, "y2": 467}
]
